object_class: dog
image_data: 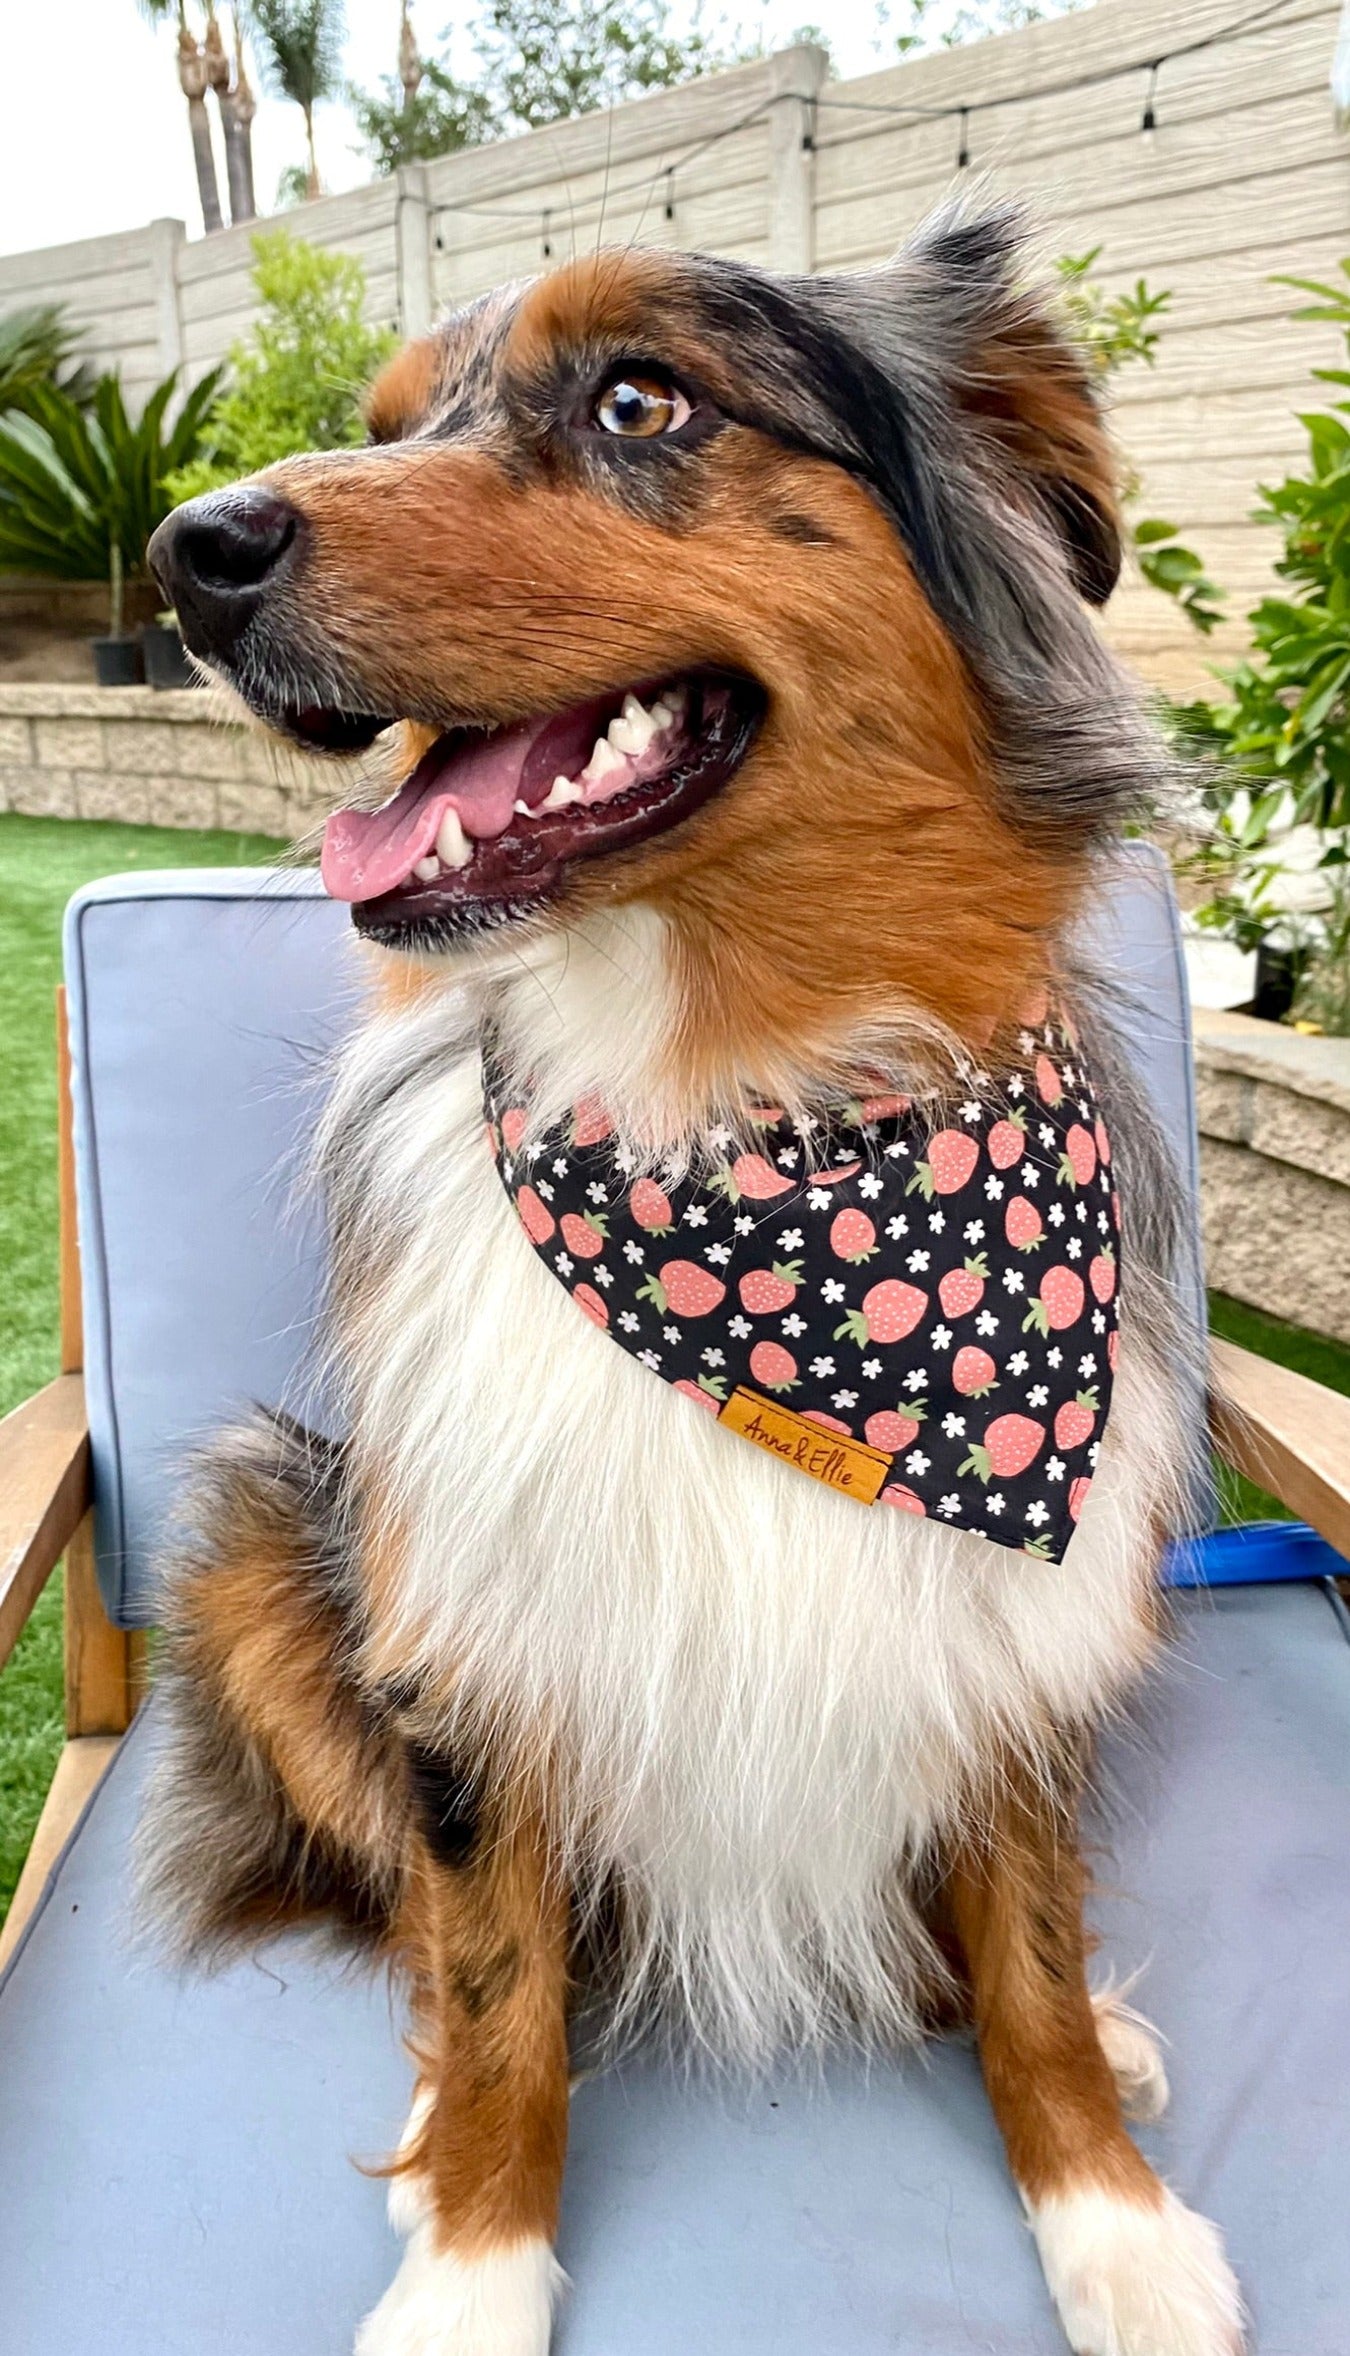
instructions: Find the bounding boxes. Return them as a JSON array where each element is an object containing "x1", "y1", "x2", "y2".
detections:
[{"x1": 143, "y1": 205, "x2": 1245, "y2": 2356}]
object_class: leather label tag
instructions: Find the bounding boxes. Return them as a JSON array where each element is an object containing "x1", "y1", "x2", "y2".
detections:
[{"x1": 719, "y1": 1387, "x2": 892, "y2": 1505}]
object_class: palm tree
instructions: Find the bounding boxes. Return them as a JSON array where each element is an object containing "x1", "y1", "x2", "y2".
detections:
[
  {"x1": 138, "y1": 0, "x2": 225, "y2": 234},
  {"x1": 219, "y1": 9, "x2": 258, "y2": 223},
  {"x1": 247, "y1": 0, "x2": 346, "y2": 201}
]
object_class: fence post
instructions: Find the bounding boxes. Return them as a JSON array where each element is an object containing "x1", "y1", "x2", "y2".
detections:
[
  {"x1": 766, "y1": 43, "x2": 828, "y2": 276},
  {"x1": 146, "y1": 217, "x2": 187, "y2": 380},
  {"x1": 395, "y1": 163, "x2": 434, "y2": 338}
]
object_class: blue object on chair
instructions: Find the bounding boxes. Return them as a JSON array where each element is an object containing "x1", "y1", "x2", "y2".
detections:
[
  {"x1": 1, "y1": 841, "x2": 1346, "y2": 2353},
  {"x1": 1164, "y1": 1519, "x2": 1350, "y2": 1588}
]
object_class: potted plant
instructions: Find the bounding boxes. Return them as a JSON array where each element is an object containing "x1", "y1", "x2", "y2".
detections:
[
  {"x1": 91, "y1": 542, "x2": 143, "y2": 686},
  {"x1": 0, "y1": 366, "x2": 222, "y2": 685},
  {"x1": 140, "y1": 605, "x2": 195, "y2": 690}
]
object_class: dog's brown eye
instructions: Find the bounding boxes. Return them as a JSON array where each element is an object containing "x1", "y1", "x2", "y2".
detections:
[{"x1": 594, "y1": 375, "x2": 690, "y2": 438}]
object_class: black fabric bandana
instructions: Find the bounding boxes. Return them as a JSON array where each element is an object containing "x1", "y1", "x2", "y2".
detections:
[{"x1": 485, "y1": 1012, "x2": 1121, "y2": 1561}]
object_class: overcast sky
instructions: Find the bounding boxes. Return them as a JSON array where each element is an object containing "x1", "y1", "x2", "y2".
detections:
[{"x1": 0, "y1": 2, "x2": 910, "y2": 259}]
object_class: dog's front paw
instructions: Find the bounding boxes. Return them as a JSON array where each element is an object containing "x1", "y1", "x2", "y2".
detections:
[
  {"x1": 1031, "y1": 2187, "x2": 1245, "y2": 2356},
  {"x1": 354, "y1": 2235, "x2": 562, "y2": 2356}
]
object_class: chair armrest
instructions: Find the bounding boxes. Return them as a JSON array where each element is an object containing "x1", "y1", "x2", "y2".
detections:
[
  {"x1": 0, "y1": 1374, "x2": 90, "y2": 1673},
  {"x1": 1209, "y1": 1337, "x2": 1350, "y2": 1563}
]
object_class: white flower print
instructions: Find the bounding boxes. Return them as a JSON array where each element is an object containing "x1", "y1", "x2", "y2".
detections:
[
  {"x1": 884, "y1": 1141, "x2": 911, "y2": 1159},
  {"x1": 942, "y1": 1412, "x2": 966, "y2": 1437},
  {"x1": 905, "y1": 1449, "x2": 931, "y2": 1475},
  {"x1": 1047, "y1": 1203, "x2": 1066, "y2": 1227},
  {"x1": 833, "y1": 1390, "x2": 859, "y2": 1410},
  {"x1": 614, "y1": 1149, "x2": 635, "y2": 1174},
  {"x1": 1021, "y1": 1165, "x2": 1040, "y2": 1190},
  {"x1": 776, "y1": 1148, "x2": 798, "y2": 1169},
  {"x1": 964, "y1": 1220, "x2": 985, "y2": 1245},
  {"x1": 594, "y1": 1266, "x2": 613, "y2": 1289},
  {"x1": 663, "y1": 1326, "x2": 681, "y2": 1344},
  {"x1": 1088, "y1": 1440, "x2": 1101, "y2": 1465},
  {"x1": 1078, "y1": 1355, "x2": 1096, "y2": 1378},
  {"x1": 1007, "y1": 1350, "x2": 1029, "y2": 1376},
  {"x1": 960, "y1": 1101, "x2": 982, "y2": 1123},
  {"x1": 1027, "y1": 1384, "x2": 1048, "y2": 1408},
  {"x1": 1038, "y1": 1124, "x2": 1055, "y2": 1148},
  {"x1": 1045, "y1": 1456, "x2": 1065, "y2": 1481},
  {"x1": 903, "y1": 1368, "x2": 928, "y2": 1393},
  {"x1": 809, "y1": 1356, "x2": 837, "y2": 1378},
  {"x1": 552, "y1": 1157, "x2": 569, "y2": 1177},
  {"x1": 555, "y1": 1252, "x2": 574, "y2": 1277},
  {"x1": 930, "y1": 1325, "x2": 952, "y2": 1351},
  {"x1": 984, "y1": 1175, "x2": 1005, "y2": 1200},
  {"x1": 728, "y1": 1314, "x2": 752, "y2": 1339},
  {"x1": 1092, "y1": 1310, "x2": 1106, "y2": 1335},
  {"x1": 1046, "y1": 1347, "x2": 1063, "y2": 1368},
  {"x1": 1075, "y1": 1201, "x2": 1088, "y2": 1223},
  {"x1": 734, "y1": 1214, "x2": 755, "y2": 1236},
  {"x1": 821, "y1": 1278, "x2": 847, "y2": 1304},
  {"x1": 1065, "y1": 1236, "x2": 1082, "y2": 1260},
  {"x1": 1002, "y1": 1269, "x2": 1025, "y2": 1294},
  {"x1": 807, "y1": 1188, "x2": 831, "y2": 1210},
  {"x1": 586, "y1": 1182, "x2": 607, "y2": 1204},
  {"x1": 1008, "y1": 1075, "x2": 1025, "y2": 1098},
  {"x1": 618, "y1": 1312, "x2": 640, "y2": 1333},
  {"x1": 708, "y1": 1126, "x2": 734, "y2": 1151},
  {"x1": 637, "y1": 1349, "x2": 662, "y2": 1369},
  {"x1": 705, "y1": 1242, "x2": 732, "y2": 1266},
  {"x1": 938, "y1": 1493, "x2": 961, "y2": 1517},
  {"x1": 537, "y1": 1181, "x2": 555, "y2": 1202},
  {"x1": 861, "y1": 1357, "x2": 883, "y2": 1379},
  {"x1": 781, "y1": 1314, "x2": 807, "y2": 1338},
  {"x1": 858, "y1": 1172, "x2": 884, "y2": 1199},
  {"x1": 907, "y1": 1250, "x2": 931, "y2": 1273},
  {"x1": 886, "y1": 1215, "x2": 909, "y2": 1240},
  {"x1": 1098, "y1": 1209, "x2": 1110, "y2": 1232},
  {"x1": 1025, "y1": 1501, "x2": 1049, "y2": 1528},
  {"x1": 777, "y1": 1228, "x2": 804, "y2": 1251},
  {"x1": 1018, "y1": 1031, "x2": 1036, "y2": 1055},
  {"x1": 929, "y1": 1211, "x2": 946, "y2": 1233},
  {"x1": 684, "y1": 1204, "x2": 708, "y2": 1227},
  {"x1": 793, "y1": 1113, "x2": 819, "y2": 1135},
  {"x1": 985, "y1": 1493, "x2": 1006, "y2": 1516},
  {"x1": 622, "y1": 1240, "x2": 645, "y2": 1264},
  {"x1": 975, "y1": 1310, "x2": 999, "y2": 1337}
]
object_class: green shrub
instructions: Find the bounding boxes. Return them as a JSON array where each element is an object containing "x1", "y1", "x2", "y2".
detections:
[
  {"x1": 0, "y1": 302, "x2": 93, "y2": 418},
  {"x1": 170, "y1": 230, "x2": 398, "y2": 501}
]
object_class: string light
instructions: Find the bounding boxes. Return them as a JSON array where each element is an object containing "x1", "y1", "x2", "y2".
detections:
[
  {"x1": 1141, "y1": 60, "x2": 1160, "y2": 138},
  {"x1": 956, "y1": 104, "x2": 970, "y2": 170}
]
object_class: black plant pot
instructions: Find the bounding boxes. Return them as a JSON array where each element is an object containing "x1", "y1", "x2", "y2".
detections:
[
  {"x1": 140, "y1": 620, "x2": 195, "y2": 691},
  {"x1": 1251, "y1": 942, "x2": 1306, "y2": 1025},
  {"x1": 91, "y1": 634, "x2": 144, "y2": 687}
]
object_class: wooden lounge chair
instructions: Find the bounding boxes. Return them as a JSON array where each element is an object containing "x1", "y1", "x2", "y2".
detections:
[{"x1": 1, "y1": 845, "x2": 1347, "y2": 2354}]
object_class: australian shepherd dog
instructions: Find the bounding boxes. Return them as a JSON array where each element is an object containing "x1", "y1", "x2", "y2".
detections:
[{"x1": 143, "y1": 206, "x2": 1244, "y2": 2355}]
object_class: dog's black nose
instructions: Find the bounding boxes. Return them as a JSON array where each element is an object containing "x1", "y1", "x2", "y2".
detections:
[{"x1": 149, "y1": 487, "x2": 302, "y2": 659}]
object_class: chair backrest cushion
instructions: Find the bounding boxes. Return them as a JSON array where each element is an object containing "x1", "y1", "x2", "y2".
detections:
[{"x1": 64, "y1": 843, "x2": 1206, "y2": 1629}]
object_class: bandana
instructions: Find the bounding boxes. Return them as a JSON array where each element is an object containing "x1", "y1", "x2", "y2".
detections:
[{"x1": 485, "y1": 1015, "x2": 1120, "y2": 1561}]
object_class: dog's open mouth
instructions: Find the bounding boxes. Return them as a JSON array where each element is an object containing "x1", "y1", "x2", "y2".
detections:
[{"x1": 318, "y1": 671, "x2": 762, "y2": 936}]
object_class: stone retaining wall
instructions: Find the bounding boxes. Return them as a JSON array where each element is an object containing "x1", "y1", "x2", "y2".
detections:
[
  {"x1": 1194, "y1": 1009, "x2": 1350, "y2": 1345},
  {"x1": 0, "y1": 683, "x2": 340, "y2": 842}
]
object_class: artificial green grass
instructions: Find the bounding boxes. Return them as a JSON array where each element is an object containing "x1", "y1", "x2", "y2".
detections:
[
  {"x1": 1209, "y1": 1291, "x2": 1350, "y2": 1524},
  {"x1": 0, "y1": 813, "x2": 284, "y2": 1922}
]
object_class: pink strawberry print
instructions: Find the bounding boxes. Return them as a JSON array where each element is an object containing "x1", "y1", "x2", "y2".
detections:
[
  {"x1": 880, "y1": 1484, "x2": 927, "y2": 1516},
  {"x1": 1069, "y1": 1475, "x2": 1093, "y2": 1522},
  {"x1": 864, "y1": 1403, "x2": 926, "y2": 1452},
  {"x1": 1057, "y1": 1124, "x2": 1097, "y2": 1189},
  {"x1": 500, "y1": 1107, "x2": 528, "y2": 1156},
  {"x1": 738, "y1": 1261, "x2": 803, "y2": 1316},
  {"x1": 570, "y1": 1096, "x2": 614, "y2": 1148},
  {"x1": 938, "y1": 1254, "x2": 988, "y2": 1318},
  {"x1": 987, "y1": 1109, "x2": 1027, "y2": 1170},
  {"x1": 560, "y1": 1210, "x2": 607, "y2": 1259},
  {"x1": 674, "y1": 1375, "x2": 726, "y2": 1414},
  {"x1": 638, "y1": 1260, "x2": 727, "y2": 1318},
  {"x1": 1107, "y1": 1329, "x2": 1119, "y2": 1371},
  {"x1": 516, "y1": 1186, "x2": 555, "y2": 1245},
  {"x1": 1017, "y1": 984, "x2": 1050, "y2": 1028},
  {"x1": 960, "y1": 1413, "x2": 1046, "y2": 1483},
  {"x1": 1089, "y1": 1244, "x2": 1117, "y2": 1304},
  {"x1": 1023, "y1": 1266, "x2": 1085, "y2": 1336},
  {"x1": 1004, "y1": 1196, "x2": 1043, "y2": 1253},
  {"x1": 802, "y1": 1409, "x2": 853, "y2": 1435},
  {"x1": 573, "y1": 1283, "x2": 608, "y2": 1330},
  {"x1": 835, "y1": 1279, "x2": 928, "y2": 1347},
  {"x1": 1054, "y1": 1389, "x2": 1099, "y2": 1452},
  {"x1": 804, "y1": 1159, "x2": 863, "y2": 1187},
  {"x1": 749, "y1": 1340, "x2": 799, "y2": 1392},
  {"x1": 629, "y1": 1177, "x2": 674, "y2": 1235},
  {"x1": 952, "y1": 1345, "x2": 998, "y2": 1398},
  {"x1": 830, "y1": 1208, "x2": 878, "y2": 1264},
  {"x1": 907, "y1": 1129, "x2": 979, "y2": 1200},
  {"x1": 1034, "y1": 1053, "x2": 1063, "y2": 1106},
  {"x1": 709, "y1": 1152, "x2": 794, "y2": 1202},
  {"x1": 1094, "y1": 1117, "x2": 1112, "y2": 1168},
  {"x1": 858, "y1": 1093, "x2": 911, "y2": 1122}
]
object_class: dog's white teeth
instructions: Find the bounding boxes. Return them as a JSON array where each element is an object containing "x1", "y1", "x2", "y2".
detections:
[
  {"x1": 649, "y1": 689, "x2": 683, "y2": 730},
  {"x1": 434, "y1": 807, "x2": 474, "y2": 870},
  {"x1": 582, "y1": 736, "x2": 626, "y2": 785},
  {"x1": 542, "y1": 772, "x2": 584, "y2": 811},
  {"x1": 412, "y1": 855, "x2": 440, "y2": 882},
  {"x1": 607, "y1": 694, "x2": 657, "y2": 757}
]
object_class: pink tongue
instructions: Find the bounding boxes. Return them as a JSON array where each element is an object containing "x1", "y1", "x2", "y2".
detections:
[{"x1": 321, "y1": 725, "x2": 537, "y2": 904}]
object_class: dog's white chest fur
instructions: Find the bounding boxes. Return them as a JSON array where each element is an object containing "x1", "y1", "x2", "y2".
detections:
[{"x1": 328, "y1": 920, "x2": 1175, "y2": 2061}]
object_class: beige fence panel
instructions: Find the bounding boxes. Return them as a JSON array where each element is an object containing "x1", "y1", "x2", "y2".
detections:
[
  {"x1": 0, "y1": 220, "x2": 183, "y2": 408},
  {"x1": 175, "y1": 179, "x2": 403, "y2": 380}
]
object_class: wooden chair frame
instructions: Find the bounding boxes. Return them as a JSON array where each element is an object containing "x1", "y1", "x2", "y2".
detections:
[{"x1": 2, "y1": 990, "x2": 1349, "y2": 1968}]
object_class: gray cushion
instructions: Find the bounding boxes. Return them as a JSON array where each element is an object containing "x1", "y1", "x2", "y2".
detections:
[
  {"x1": 63, "y1": 843, "x2": 1207, "y2": 1629},
  {"x1": 1, "y1": 1585, "x2": 1346, "y2": 2353}
]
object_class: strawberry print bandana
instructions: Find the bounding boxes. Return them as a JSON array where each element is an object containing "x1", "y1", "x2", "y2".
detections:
[{"x1": 484, "y1": 1015, "x2": 1121, "y2": 1561}]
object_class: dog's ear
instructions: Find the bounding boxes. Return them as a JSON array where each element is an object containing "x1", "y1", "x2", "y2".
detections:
[{"x1": 811, "y1": 206, "x2": 1122, "y2": 610}]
